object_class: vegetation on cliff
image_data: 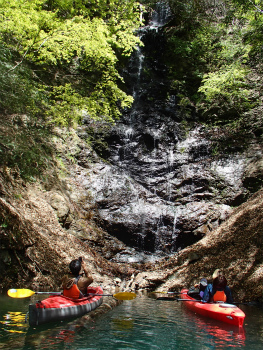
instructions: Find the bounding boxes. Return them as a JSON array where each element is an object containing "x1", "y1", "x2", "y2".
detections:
[
  {"x1": 164, "y1": 0, "x2": 263, "y2": 131},
  {"x1": 0, "y1": 0, "x2": 142, "y2": 125},
  {"x1": 0, "y1": 0, "x2": 145, "y2": 180},
  {"x1": 1, "y1": 1, "x2": 262, "y2": 142}
]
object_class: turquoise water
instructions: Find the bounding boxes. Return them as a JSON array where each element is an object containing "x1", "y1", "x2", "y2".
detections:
[{"x1": 1, "y1": 294, "x2": 263, "y2": 349}]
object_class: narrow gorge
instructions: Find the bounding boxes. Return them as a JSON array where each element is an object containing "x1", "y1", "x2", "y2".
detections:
[{"x1": 1, "y1": 2, "x2": 263, "y2": 302}]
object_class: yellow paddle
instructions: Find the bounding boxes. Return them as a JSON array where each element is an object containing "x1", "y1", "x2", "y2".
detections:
[
  {"x1": 7, "y1": 289, "x2": 61, "y2": 298},
  {"x1": 90, "y1": 292, "x2": 137, "y2": 300},
  {"x1": 7, "y1": 289, "x2": 136, "y2": 300}
]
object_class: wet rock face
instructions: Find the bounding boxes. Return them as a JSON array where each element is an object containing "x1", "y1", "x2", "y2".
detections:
[
  {"x1": 106, "y1": 121, "x2": 247, "y2": 206},
  {"x1": 75, "y1": 149, "x2": 238, "y2": 262}
]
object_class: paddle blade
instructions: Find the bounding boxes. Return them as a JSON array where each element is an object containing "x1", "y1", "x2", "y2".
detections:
[
  {"x1": 113, "y1": 292, "x2": 137, "y2": 300},
  {"x1": 7, "y1": 288, "x2": 35, "y2": 298}
]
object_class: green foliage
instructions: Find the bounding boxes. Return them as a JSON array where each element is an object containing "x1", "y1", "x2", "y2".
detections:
[
  {"x1": 46, "y1": 84, "x2": 88, "y2": 126},
  {"x1": 229, "y1": 0, "x2": 263, "y2": 13},
  {"x1": 165, "y1": 22, "x2": 223, "y2": 101},
  {"x1": 164, "y1": 0, "x2": 263, "y2": 126},
  {"x1": 198, "y1": 64, "x2": 252, "y2": 109},
  {"x1": 0, "y1": 43, "x2": 43, "y2": 115},
  {"x1": 167, "y1": 0, "x2": 216, "y2": 28},
  {"x1": 0, "y1": 0, "x2": 141, "y2": 126},
  {"x1": 196, "y1": 23, "x2": 255, "y2": 114},
  {"x1": 46, "y1": 81, "x2": 133, "y2": 126},
  {"x1": 243, "y1": 13, "x2": 263, "y2": 65},
  {"x1": 0, "y1": 116, "x2": 54, "y2": 180}
]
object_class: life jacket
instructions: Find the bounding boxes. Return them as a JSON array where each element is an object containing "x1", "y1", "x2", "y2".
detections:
[
  {"x1": 63, "y1": 276, "x2": 84, "y2": 299},
  {"x1": 212, "y1": 290, "x2": 227, "y2": 302}
]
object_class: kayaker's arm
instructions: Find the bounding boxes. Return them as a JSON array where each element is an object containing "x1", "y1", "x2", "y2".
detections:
[
  {"x1": 81, "y1": 260, "x2": 92, "y2": 279},
  {"x1": 78, "y1": 260, "x2": 93, "y2": 294}
]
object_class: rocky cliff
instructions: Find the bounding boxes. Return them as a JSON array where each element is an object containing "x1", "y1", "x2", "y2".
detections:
[{"x1": 1, "y1": 114, "x2": 263, "y2": 302}]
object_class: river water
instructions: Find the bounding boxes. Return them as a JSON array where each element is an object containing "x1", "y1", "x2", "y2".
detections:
[{"x1": 1, "y1": 294, "x2": 263, "y2": 350}]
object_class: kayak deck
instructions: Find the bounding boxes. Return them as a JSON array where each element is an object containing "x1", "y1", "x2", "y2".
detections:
[
  {"x1": 180, "y1": 288, "x2": 245, "y2": 327},
  {"x1": 29, "y1": 286, "x2": 103, "y2": 326}
]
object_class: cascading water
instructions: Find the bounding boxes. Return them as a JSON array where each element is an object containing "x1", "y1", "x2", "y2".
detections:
[
  {"x1": 79, "y1": 2, "x2": 248, "y2": 263},
  {"x1": 101, "y1": 4, "x2": 194, "y2": 259},
  {"x1": 149, "y1": 1, "x2": 173, "y2": 27}
]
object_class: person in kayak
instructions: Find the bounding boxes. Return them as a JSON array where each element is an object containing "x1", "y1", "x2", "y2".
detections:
[
  {"x1": 202, "y1": 274, "x2": 233, "y2": 303},
  {"x1": 212, "y1": 275, "x2": 233, "y2": 303},
  {"x1": 201, "y1": 268, "x2": 222, "y2": 302},
  {"x1": 198, "y1": 278, "x2": 208, "y2": 298},
  {"x1": 192, "y1": 278, "x2": 208, "y2": 299},
  {"x1": 62, "y1": 257, "x2": 93, "y2": 299}
]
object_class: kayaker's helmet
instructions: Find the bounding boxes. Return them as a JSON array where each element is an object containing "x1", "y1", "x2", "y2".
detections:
[{"x1": 69, "y1": 258, "x2": 82, "y2": 276}]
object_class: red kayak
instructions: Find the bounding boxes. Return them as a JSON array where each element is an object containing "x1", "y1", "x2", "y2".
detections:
[
  {"x1": 180, "y1": 288, "x2": 245, "y2": 327},
  {"x1": 29, "y1": 286, "x2": 103, "y2": 326}
]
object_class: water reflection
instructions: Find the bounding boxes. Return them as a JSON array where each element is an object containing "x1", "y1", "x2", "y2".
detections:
[
  {"x1": 112, "y1": 317, "x2": 134, "y2": 331},
  {"x1": 0, "y1": 303, "x2": 28, "y2": 350},
  {"x1": 25, "y1": 328, "x2": 76, "y2": 349},
  {"x1": 0, "y1": 311, "x2": 27, "y2": 334}
]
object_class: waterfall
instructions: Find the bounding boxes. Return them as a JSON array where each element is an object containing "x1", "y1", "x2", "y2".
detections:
[
  {"x1": 80, "y1": 2, "x2": 239, "y2": 263},
  {"x1": 149, "y1": 1, "x2": 172, "y2": 27},
  {"x1": 103, "y1": 3, "x2": 180, "y2": 260}
]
